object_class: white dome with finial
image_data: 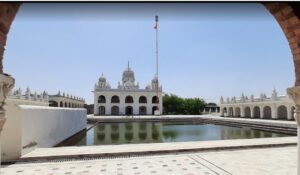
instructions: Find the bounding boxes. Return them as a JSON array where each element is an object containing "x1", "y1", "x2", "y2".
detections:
[
  {"x1": 95, "y1": 73, "x2": 111, "y2": 90},
  {"x1": 122, "y1": 61, "x2": 135, "y2": 84},
  {"x1": 99, "y1": 73, "x2": 106, "y2": 82}
]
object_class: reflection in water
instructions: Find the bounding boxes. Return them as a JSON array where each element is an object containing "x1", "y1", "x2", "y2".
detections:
[{"x1": 58, "y1": 122, "x2": 291, "y2": 147}]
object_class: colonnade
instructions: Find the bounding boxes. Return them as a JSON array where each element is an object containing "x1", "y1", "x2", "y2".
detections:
[
  {"x1": 220, "y1": 104, "x2": 294, "y2": 120},
  {"x1": 220, "y1": 89, "x2": 294, "y2": 120}
]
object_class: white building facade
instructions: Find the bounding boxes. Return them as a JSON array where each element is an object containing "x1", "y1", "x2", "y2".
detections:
[
  {"x1": 49, "y1": 91, "x2": 85, "y2": 108},
  {"x1": 220, "y1": 88, "x2": 294, "y2": 120},
  {"x1": 93, "y1": 64, "x2": 162, "y2": 115}
]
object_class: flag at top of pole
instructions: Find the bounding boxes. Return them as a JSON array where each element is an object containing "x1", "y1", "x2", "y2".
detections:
[{"x1": 154, "y1": 15, "x2": 158, "y2": 29}]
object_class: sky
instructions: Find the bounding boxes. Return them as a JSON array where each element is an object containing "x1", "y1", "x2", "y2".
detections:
[{"x1": 4, "y1": 3, "x2": 294, "y2": 104}]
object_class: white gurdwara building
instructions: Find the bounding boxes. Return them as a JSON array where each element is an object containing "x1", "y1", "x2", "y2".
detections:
[{"x1": 93, "y1": 64, "x2": 162, "y2": 115}]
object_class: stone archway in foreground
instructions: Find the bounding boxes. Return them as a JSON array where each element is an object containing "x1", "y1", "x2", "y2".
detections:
[{"x1": 2, "y1": 2, "x2": 300, "y2": 174}]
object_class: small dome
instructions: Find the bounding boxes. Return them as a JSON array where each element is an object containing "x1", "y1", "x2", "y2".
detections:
[
  {"x1": 99, "y1": 73, "x2": 106, "y2": 82},
  {"x1": 152, "y1": 75, "x2": 159, "y2": 83}
]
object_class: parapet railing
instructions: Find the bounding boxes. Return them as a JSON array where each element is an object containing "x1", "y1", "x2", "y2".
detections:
[{"x1": 221, "y1": 95, "x2": 291, "y2": 105}]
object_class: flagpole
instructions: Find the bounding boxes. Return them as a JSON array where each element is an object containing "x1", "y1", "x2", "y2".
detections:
[
  {"x1": 155, "y1": 15, "x2": 160, "y2": 115},
  {"x1": 156, "y1": 15, "x2": 158, "y2": 81}
]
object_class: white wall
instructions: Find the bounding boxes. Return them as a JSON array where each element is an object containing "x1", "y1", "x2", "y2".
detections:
[
  {"x1": 21, "y1": 105, "x2": 86, "y2": 155},
  {"x1": 1, "y1": 101, "x2": 86, "y2": 162},
  {"x1": 1, "y1": 98, "x2": 48, "y2": 161}
]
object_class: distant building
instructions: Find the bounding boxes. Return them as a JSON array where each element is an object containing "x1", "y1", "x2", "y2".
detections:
[
  {"x1": 93, "y1": 63, "x2": 162, "y2": 115},
  {"x1": 203, "y1": 103, "x2": 220, "y2": 113},
  {"x1": 220, "y1": 88, "x2": 294, "y2": 120},
  {"x1": 84, "y1": 104, "x2": 94, "y2": 114},
  {"x1": 48, "y1": 91, "x2": 85, "y2": 108}
]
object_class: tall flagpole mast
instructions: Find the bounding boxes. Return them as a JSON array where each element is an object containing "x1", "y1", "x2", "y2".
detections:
[
  {"x1": 155, "y1": 15, "x2": 159, "y2": 81},
  {"x1": 154, "y1": 15, "x2": 160, "y2": 115}
]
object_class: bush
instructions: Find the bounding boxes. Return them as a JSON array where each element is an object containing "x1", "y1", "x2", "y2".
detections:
[{"x1": 163, "y1": 94, "x2": 206, "y2": 115}]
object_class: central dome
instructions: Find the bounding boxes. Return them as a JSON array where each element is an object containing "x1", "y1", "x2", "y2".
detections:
[{"x1": 122, "y1": 63, "x2": 135, "y2": 84}]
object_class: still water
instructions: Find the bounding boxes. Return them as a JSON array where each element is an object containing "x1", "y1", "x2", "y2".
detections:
[{"x1": 58, "y1": 122, "x2": 290, "y2": 146}]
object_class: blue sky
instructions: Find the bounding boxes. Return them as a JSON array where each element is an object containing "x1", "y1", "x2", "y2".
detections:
[{"x1": 4, "y1": 3, "x2": 294, "y2": 104}]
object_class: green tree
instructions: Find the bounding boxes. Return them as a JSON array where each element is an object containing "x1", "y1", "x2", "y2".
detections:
[{"x1": 163, "y1": 94, "x2": 206, "y2": 115}]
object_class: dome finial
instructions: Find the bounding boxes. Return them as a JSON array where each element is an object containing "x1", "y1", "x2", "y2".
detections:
[{"x1": 128, "y1": 60, "x2": 130, "y2": 70}]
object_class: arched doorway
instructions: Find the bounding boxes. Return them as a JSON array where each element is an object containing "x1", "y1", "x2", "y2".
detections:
[
  {"x1": 111, "y1": 106, "x2": 119, "y2": 115},
  {"x1": 253, "y1": 106, "x2": 260, "y2": 118},
  {"x1": 263, "y1": 106, "x2": 272, "y2": 119},
  {"x1": 152, "y1": 106, "x2": 158, "y2": 115},
  {"x1": 125, "y1": 106, "x2": 133, "y2": 115},
  {"x1": 49, "y1": 101, "x2": 58, "y2": 107},
  {"x1": 139, "y1": 106, "x2": 147, "y2": 115},
  {"x1": 244, "y1": 106, "x2": 251, "y2": 118},
  {"x1": 228, "y1": 107, "x2": 233, "y2": 117},
  {"x1": 221, "y1": 107, "x2": 227, "y2": 116},
  {"x1": 277, "y1": 105, "x2": 288, "y2": 120},
  {"x1": 99, "y1": 106, "x2": 105, "y2": 115},
  {"x1": 60, "y1": 101, "x2": 63, "y2": 107},
  {"x1": 234, "y1": 107, "x2": 241, "y2": 117}
]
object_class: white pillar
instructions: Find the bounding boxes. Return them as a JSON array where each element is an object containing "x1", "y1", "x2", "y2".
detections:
[
  {"x1": 260, "y1": 106, "x2": 264, "y2": 119},
  {"x1": 287, "y1": 106, "x2": 292, "y2": 120},
  {"x1": 251, "y1": 107, "x2": 255, "y2": 118},
  {"x1": 241, "y1": 106, "x2": 245, "y2": 117},
  {"x1": 287, "y1": 86, "x2": 300, "y2": 175},
  {"x1": 271, "y1": 105, "x2": 277, "y2": 119}
]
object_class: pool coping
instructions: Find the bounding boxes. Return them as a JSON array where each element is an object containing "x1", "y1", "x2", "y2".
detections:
[
  {"x1": 87, "y1": 115, "x2": 297, "y2": 127},
  {"x1": 19, "y1": 136, "x2": 297, "y2": 162}
]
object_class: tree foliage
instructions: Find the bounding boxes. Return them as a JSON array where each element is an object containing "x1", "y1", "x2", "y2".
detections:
[{"x1": 163, "y1": 94, "x2": 206, "y2": 115}]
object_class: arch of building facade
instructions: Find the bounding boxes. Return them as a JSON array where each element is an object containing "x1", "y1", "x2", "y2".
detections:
[
  {"x1": 277, "y1": 105, "x2": 288, "y2": 120},
  {"x1": 152, "y1": 96, "x2": 159, "y2": 104},
  {"x1": 152, "y1": 106, "x2": 159, "y2": 115},
  {"x1": 99, "y1": 106, "x2": 105, "y2": 115},
  {"x1": 263, "y1": 105, "x2": 272, "y2": 119},
  {"x1": 252, "y1": 106, "x2": 261, "y2": 118},
  {"x1": 139, "y1": 106, "x2": 147, "y2": 115},
  {"x1": 98, "y1": 95, "x2": 106, "y2": 103},
  {"x1": 125, "y1": 96, "x2": 134, "y2": 103},
  {"x1": 234, "y1": 107, "x2": 241, "y2": 117},
  {"x1": 139, "y1": 96, "x2": 147, "y2": 103},
  {"x1": 111, "y1": 95, "x2": 120, "y2": 103},
  {"x1": 111, "y1": 105, "x2": 119, "y2": 115}
]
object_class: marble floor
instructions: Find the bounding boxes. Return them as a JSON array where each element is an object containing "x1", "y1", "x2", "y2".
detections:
[{"x1": 1, "y1": 146, "x2": 296, "y2": 175}]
